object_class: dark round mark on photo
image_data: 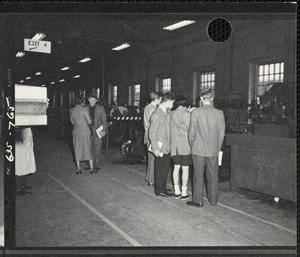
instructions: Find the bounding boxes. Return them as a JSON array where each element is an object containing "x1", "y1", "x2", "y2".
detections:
[{"x1": 207, "y1": 18, "x2": 232, "y2": 42}]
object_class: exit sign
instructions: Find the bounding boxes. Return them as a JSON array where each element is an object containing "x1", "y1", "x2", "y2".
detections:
[{"x1": 24, "y1": 38, "x2": 51, "y2": 54}]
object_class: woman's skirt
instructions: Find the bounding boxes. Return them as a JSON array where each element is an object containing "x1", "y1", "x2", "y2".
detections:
[{"x1": 73, "y1": 135, "x2": 92, "y2": 161}]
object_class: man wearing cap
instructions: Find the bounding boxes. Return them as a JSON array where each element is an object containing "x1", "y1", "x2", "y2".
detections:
[
  {"x1": 87, "y1": 93, "x2": 107, "y2": 172},
  {"x1": 187, "y1": 89, "x2": 225, "y2": 207}
]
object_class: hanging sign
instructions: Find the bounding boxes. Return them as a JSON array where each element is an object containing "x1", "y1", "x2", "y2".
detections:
[{"x1": 24, "y1": 39, "x2": 51, "y2": 54}]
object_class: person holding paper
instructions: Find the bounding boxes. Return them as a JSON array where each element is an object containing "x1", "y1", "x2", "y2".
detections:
[
  {"x1": 187, "y1": 90, "x2": 225, "y2": 207},
  {"x1": 170, "y1": 95, "x2": 194, "y2": 200},
  {"x1": 148, "y1": 92, "x2": 175, "y2": 197},
  {"x1": 70, "y1": 97, "x2": 96, "y2": 175},
  {"x1": 87, "y1": 93, "x2": 107, "y2": 172},
  {"x1": 143, "y1": 92, "x2": 163, "y2": 186}
]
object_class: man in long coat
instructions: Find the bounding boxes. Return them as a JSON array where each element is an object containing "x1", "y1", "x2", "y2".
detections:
[{"x1": 87, "y1": 93, "x2": 107, "y2": 171}]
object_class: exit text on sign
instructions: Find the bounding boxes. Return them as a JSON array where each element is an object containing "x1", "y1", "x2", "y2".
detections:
[{"x1": 24, "y1": 39, "x2": 51, "y2": 54}]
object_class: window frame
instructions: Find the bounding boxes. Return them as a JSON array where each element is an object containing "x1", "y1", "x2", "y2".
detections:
[
  {"x1": 133, "y1": 84, "x2": 141, "y2": 107},
  {"x1": 113, "y1": 85, "x2": 118, "y2": 105},
  {"x1": 199, "y1": 70, "x2": 216, "y2": 95},
  {"x1": 256, "y1": 60, "x2": 285, "y2": 96},
  {"x1": 162, "y1": 77, "x2": 171, "y2": 93}
]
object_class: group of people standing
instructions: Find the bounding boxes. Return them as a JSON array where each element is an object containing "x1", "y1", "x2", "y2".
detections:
[
  {"x1": 69, "y1": 93, "x2": 107, "y2": 174},
  {"x1": 143, "y1": 90, "x2": 225, "y2": 207}
]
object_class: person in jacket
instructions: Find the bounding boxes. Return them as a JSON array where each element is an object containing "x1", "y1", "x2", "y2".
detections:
[
  {"x1": 148, "y1": 92, "x2": 175, "y2": 197},
  {"x1": 70, "y1": 97, "x2": 95, "y2": 174},
  {"x1": 187, "y1": 90, "x2": 225, "y2": 207},
  {"x1": 143, "y1": 92, "x2": 163, "y2": 186},
  {"x1": 87, "y1": 93, "x2": 107, "y2": 171},
  {"x1": 170, "y1": 95, "x2": 194, "y2": 200}
]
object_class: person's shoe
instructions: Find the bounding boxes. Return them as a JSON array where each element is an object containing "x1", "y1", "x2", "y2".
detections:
[
  {"x1": 89, "y1": 168, "x2": 97, "y2": 174},
  {"x1": 166, "y1": 188, "x2": 173, "y2": 193},
  {"x1": 159, "y1": 192, "x2": 173, "y2": 197},
  {"x1": 147, "y1": 182, "x2": 154, "y2": 186},
  {"x1": 76, "y1": 169, "x2": 82, "y2": 175},
  {"x1": 174, "y1": 193, "x2": 181, "y2": 199},
  {"x1": 181, "y1": 194, "x2": 190, "y2": 200},
  {"x1": 186, "y1": 201, "x2": 203, "y2": 207}
]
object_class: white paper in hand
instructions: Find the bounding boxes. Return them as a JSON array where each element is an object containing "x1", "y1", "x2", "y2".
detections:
[
  {"x1": 218, "y1": 151, "x2": 223, "y2": 166},
  {"x1": 148, "y1": 141, "x2": 163, "y2": 157},
  {"x1": 96, "y1": 125, "x2": 104, "y2": 138}
]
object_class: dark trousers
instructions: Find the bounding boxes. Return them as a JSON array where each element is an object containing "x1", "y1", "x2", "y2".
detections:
[
  {"x1": 154, "y1": 154, "x2": 170, "y2": 195},
  {"x1": 91, "y1": 134, "x2": 103, "y2": 167},
  {"x1": 192, "y1": 155, "x2": 219, "y2": 205}
]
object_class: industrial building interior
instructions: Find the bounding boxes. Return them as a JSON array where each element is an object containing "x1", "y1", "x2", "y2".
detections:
[{"x1": 0, "y1": 7, "x2": 297, "y2": 256}]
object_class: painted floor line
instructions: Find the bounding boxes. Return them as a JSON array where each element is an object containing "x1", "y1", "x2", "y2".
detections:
[
  {"x1": 46, "y1": 173, "x2": 141, "y2": 247},
  {"x1": 117, "y1": 164, "x2": 296, "y2": 235},
  {"x1": 103, "y1": 167, "x2": 262, "y2": 246}
]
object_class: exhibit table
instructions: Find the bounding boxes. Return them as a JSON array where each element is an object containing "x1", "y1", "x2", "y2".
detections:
[{"x1": 226, "y1": 134, "x2": 296, "y2": 202}]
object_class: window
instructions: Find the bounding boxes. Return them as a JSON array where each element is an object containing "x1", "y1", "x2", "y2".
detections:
[
  {"x1": 257, "y1": 62, "x2": 284, "y2": 95},
  {"x1": 133, "y1": 84, "x2": 140, "y2": 107},
  {"x1": 96, "y1": 88, "x2": 100, "y2": 99},
  {"x1": 113, "y1": 86, "x2": 118, "y2": 104},
  {"x1": 200, "y1": 71, "x2": 215, "y2": 93},
  {"x1": 162, "y1": 78, "x2": 171, "y2": 93}
]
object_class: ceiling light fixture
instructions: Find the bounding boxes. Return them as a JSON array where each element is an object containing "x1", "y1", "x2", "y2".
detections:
[
  {"x1": 16, "y1": 52, "x2": 25, "y2": 57},
  {"x1": 59, "y1": 79, "x2": 65, "y2": 82},
  {"x1": 25, "y1": 77, "x2": 31, "y2": 80},
  {"x1": 41, "y1": 84, "x2": 46, "y2": 87},
  {"x1": 35, "y1": 72, "x2": 42, "y2": 75},
  {"x1": 79, "y1": 57, "x2": 91, "y2": 63},
  {"x1": 112, "y1": 43, "x2": 130, "y2": 51},
  {"x1": 20, "y1": 80, "x2": 24, "y2": 83},
  {"x1": 31, "y1": 33, "x2": 46, "y2": 41},
  {"x1": 61, "y1": 67, "x2": 70, "y2": 71},
  {"x1": 163, "y1": 20, "x2": 195, "y2": 31},
  {"x1": 73, "y1": 75, "x2": 81, "y2": 78},
  {"x1": 50, "y1": 82, "x2": 55, "y2": 85}
]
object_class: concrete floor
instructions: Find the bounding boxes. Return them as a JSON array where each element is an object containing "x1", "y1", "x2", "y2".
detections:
[{"x1": 15, "y1": 130, "x2": 297, "y2": 248}]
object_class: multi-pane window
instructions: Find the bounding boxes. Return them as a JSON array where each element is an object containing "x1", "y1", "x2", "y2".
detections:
[
  {"x1": 96, "y1": 88, "x2": 100, "y2": 99},
  {"x1": 257, "y1": 62, "x2": 284, "y2": 95},
  {"x1": 113, "y1": 86, "x2": 118, "y2": 104},
  {"x1": 133, "y1": 84, "x2": 140, "y2": 107},
  {"x1": 162, "y1": 78, "x2": 171, "y2": 93},
  {"x1": 200, "y1": 71, "x2": 215, "y2": 92}
]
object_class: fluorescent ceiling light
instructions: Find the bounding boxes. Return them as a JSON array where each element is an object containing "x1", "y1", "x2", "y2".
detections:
[
  {"x1": 20, "y1": 80, "x2": 24, "y2": 83},
  {"x1": 31, "y1": 33, "x2": 46, "y2": 41},
  {"x1": 79, "y1": 57, "x2": 91, "y2": 63},
  {"x1": 163, "y1": 20, "x2": 195, "y2": 31},
  {"x1": 25, "y1": 77, "x2": 31, "y2": 80},
  {"x1": 61, "y1": 67, "x2": 70, "y2": 71},
  {"x1": 59, "y1": 79, "x2": 65, "y2": 82},
  {"x1": 73, "y1": 75, "x2": 81, "y2": 78},
  {"x1": 112, "y1": 43, "x2": 130, "y2": 51},
  {"x1": 16, "y1": 52, "x2": 25, "y2": 57},
  {"x1": 50, "y1": 82, "x2": 55, "y2": 85},
  {"x1": 35, "y1": 72, "x2": 42, "y2": 75},
  {"x1": 41, "y1": 84, "x2": 46, "y2": 87}
]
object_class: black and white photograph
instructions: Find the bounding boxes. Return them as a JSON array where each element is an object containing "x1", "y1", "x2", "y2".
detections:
[{"x1": 0, "y1": 2, "x2": 297, "y2": 256}]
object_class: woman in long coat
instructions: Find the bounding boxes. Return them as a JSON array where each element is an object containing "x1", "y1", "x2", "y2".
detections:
[
  {"x1": 70, "y1": 97, "x2": 95, "y2": 174},
  {"x1": 170, "y1": 95, "x2": 194, "y2": 200},
  {"x1": 15, "y1": 127, "x2": 36, "y2": 195}
]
